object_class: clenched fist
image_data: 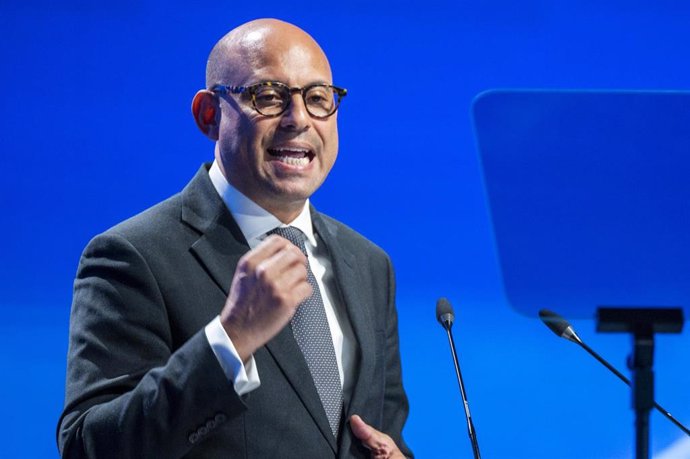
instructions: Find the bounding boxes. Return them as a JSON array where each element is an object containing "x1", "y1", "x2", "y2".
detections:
[{"x1": 220, "y1": 235, "x2": 312, "y2": 362}]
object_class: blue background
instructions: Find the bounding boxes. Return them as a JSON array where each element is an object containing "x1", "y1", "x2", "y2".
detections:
[{"x1": 1, "y1": 1, "x2": 689, "y2": 458}]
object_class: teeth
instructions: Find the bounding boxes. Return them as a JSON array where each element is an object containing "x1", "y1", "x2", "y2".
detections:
[
  {"x1": 268, "y1": 147, "x2": 311, "y2": 166},
  {"x1": 271, "y1": 148, "x2": 309, "y2": 157},
  {"x1": 275, "y1": 155, "x2": 310, "y2": 166}
]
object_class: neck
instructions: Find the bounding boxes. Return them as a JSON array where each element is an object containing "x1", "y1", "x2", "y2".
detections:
[
  {"x1": 262, "y1": 201, "x2": 306, "y2": 224},
  {"x1": 214, "y1": 155, "x2": 308, "y2": 224}
]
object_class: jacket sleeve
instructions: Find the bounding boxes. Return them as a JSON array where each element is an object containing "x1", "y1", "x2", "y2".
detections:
[{"x1": 57, "y1": 232, "x2": 243, "y2": 459}]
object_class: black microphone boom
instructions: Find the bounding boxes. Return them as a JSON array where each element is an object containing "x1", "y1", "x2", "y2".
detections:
[
  {"x1": 539, "y1": 309, "x2": 690, "y2": 437},
  {"x1": 436, "y1": 298, "x2": 481, "y2": 459}
]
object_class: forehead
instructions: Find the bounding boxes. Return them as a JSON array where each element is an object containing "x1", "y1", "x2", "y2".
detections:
[{"x1": 235, "y1": 29, "x2": 333, "y2": 85}]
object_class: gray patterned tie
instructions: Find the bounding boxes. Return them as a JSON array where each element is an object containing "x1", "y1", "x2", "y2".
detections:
[{"x1": 268, "y1": 226, "x2": 343, "y2": 438}]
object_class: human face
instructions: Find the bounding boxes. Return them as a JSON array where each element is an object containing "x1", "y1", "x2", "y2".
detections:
[{"x1": 215, "y1": 30, "x2": 338, "y2": 222}]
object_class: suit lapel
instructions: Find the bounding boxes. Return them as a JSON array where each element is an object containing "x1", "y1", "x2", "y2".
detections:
[
  {"x1": 181, "y1": 165, "x2": 250, "y2": 295},
  {"x1": 311, "y1": 211, "x2": 377, "y2": 422},
  {"x1": 180, "y1": 167, "x2": 337, "y2": 452},
  {"x1": 190, "y1": 223, "x2": 247, "y2": 296}
]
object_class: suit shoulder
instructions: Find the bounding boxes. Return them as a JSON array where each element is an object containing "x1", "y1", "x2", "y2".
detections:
[
  {"x1": 84, "y1": 192, "x2": 187, "y2": 255},
  {"x1": 114, "y1": 193, "x2": 182, "y2": 236},
  {"x1": 315, "y1": 212, "x2": 390, "y2": 260}
]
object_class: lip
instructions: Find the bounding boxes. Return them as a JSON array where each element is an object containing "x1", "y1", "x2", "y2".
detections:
[{"x1": 268, "y1": 141, "x2": 314, "y2": 154}]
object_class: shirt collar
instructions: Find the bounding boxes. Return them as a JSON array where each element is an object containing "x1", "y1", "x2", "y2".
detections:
[{"x1": 208, "y1": 160, "x2": 316, "y2": 248}]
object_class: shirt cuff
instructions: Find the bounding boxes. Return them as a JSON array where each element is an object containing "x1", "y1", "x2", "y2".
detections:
[{"x1": 204, "y1": 316, "x2": 261, "y2": 396}]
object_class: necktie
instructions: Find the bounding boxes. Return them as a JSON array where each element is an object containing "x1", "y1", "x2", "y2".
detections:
[{"x1": 268, "y1": 226, "x2": 343, "y2": 438}]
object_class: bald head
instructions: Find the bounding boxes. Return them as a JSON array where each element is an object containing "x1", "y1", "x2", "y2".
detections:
[
  {"x1": 205, "y1": 19, "x2": 332, "y2": 89},
  {"x1": 194, "y1": 19, "x2": 341, "y2": 223}
]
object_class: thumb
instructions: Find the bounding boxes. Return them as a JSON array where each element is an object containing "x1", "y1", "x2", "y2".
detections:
[
  {"x1": 349, "y1": 414, "x2": 404, "y2": 458},
  {"x1": 350, "y1": 414, "x2": 374, "y2": 442}
]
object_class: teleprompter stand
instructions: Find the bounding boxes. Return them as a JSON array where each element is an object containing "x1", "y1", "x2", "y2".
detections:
[{"x1": 597, "y1": 307, "x2": 684, "y2": 459}]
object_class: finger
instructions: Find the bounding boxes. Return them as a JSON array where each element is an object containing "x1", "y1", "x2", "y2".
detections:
[
  {"x1": 255, "y1": 244, "x2": 308, "y2": 284},
  {"x1": 240, "y1": 235, "x2": 301, "y2": 271},
  {"x1": 262, "y1": 256, "x2": 313, "y2": 306},
  {"x1": 350, "y1": 415, "x2": 402, "y2": 459},
  {"x1": 248, "y1": 245, "x2": 312, "y2": 311},
  {"x1": 253, "y1": 234, "x2": 293, "y2": 257},
  {"x1": 350, "y1": 414, "x2": 374, "y2": 443},
  {"x1": 290, "y1": 281, "x2": 313, "y2": 306}
]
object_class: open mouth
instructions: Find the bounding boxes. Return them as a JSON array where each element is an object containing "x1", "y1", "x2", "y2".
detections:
[{"x1": 267, "y1": 147, "x2": 315, "y2": 167}]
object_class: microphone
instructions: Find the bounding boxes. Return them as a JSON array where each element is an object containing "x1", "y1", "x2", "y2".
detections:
[
  {"x1": 436, "y1": 297, "x2": 455, "y2": 329},
  {"x1": 436, "y1": 298, "x2": 481, "y2": 459},
  {"x1": 539, "y1": 309, "x2": 583, "y2": 344},
  {"x1": 539, "y1": 309, "x2": 690, "y2": 437}
]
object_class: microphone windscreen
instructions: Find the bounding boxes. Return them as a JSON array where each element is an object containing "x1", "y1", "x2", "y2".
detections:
[
  {"x1": 539, "y1": 309, "x2": 571, "y2": 338},
  {"x1": 436, "y1": 297, "x2": 455, "y2": 326}
]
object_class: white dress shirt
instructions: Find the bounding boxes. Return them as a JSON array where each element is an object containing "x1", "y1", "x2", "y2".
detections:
[{"x1": 204, "y1": 161, "x2": 357, "y2": 401}]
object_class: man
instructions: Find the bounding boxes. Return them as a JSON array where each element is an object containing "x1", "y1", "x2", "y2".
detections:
[{"x1": 58, "y1": 18, "x2": 413, "y2": 459}]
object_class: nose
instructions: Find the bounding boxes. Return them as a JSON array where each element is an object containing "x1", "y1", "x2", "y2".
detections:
[{"x1": 279, "y1": 93, "x2": 311, "y2": 131}]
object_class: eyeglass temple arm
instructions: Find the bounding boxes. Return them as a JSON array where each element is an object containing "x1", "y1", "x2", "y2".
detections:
[{"x1": 211, "y1": 85, "x2": 246, "y2": 95}]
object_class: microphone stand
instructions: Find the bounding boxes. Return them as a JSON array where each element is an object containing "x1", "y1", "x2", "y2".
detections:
[
  {"x1": 442, "y1": 322, "x2": 481, "y2": 459},
  {"x1": 597, "y1": 307, "x2": 684, "y2": 459}
]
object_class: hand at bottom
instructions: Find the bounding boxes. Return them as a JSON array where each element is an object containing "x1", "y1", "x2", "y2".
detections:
[{"x1": 350, "y1": 414, "x2": 406, "y2": 459}]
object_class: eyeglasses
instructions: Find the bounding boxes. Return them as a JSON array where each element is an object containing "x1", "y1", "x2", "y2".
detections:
[{"x1": 212, "y1": 81, "x2": 347, "y2": 119}]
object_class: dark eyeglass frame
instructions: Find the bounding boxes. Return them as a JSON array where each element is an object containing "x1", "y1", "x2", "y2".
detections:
[{"x1": 211, "y1": 81, "x2": 347, "y2": 119}]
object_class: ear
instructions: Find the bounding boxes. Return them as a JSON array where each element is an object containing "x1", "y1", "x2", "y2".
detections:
[{"x1": 191, "y1": 90, "x2": 220, "y2": 140}]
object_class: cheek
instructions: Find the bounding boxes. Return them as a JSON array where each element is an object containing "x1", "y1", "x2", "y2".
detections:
[
  {"x1": 331, "y1": 124, "x2": 339, "y2": 146},
  {"x1": 219, "y1": 103, "x2": 263, "y2": 142},
  {"x1": 243, "y1": 117, "x2": 277, "y2": 150},
  {"x1": 320, "y1": 122, "x2": 339, "y2": 164},
  {"x1": 327, "y1": 127, "x2": 339, "y2": 168}
]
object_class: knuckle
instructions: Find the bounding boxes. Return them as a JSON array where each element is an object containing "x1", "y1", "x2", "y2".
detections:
[
  {"x1": 263, "y1": 234, "x2": 281, "y2": 244},
  {"x1": 255, "y1": 263, "x2": 273, "y2": 284},
  {"x1": 236, "y1": 256, "x2": 252, "y2": 272},
  {"x1": 254, "y1": 262, "x2": 267, "y2": 278}
]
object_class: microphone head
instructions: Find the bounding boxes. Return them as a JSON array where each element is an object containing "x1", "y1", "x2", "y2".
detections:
[
  {"x1": 539, "y1": 309, "x2": 570, "y2": 336},
  {"x1": 436, "y1": 297, "x2": 455, "y2": 330},
  {"x1": 539, "y1": 309, "x2": 582, "y2": 344}
]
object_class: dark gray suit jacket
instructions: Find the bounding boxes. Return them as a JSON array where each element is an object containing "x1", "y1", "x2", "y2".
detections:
[{"x1": 58, "y1": 165, "x2": 412, "y2": 458}]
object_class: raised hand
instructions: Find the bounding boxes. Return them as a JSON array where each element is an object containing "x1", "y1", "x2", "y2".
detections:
[{"x1": 220, "y1": 235, "x2": 312, "y2": 361}]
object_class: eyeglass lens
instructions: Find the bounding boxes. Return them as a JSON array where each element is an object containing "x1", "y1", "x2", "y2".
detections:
[{"x1": 253, "y1": 84, "x2": 338, "y2": 117}]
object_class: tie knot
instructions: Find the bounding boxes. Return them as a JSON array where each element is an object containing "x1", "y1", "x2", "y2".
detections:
[{"x1": 268, "y1": 226, "x2": 307, "y2": 254}]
